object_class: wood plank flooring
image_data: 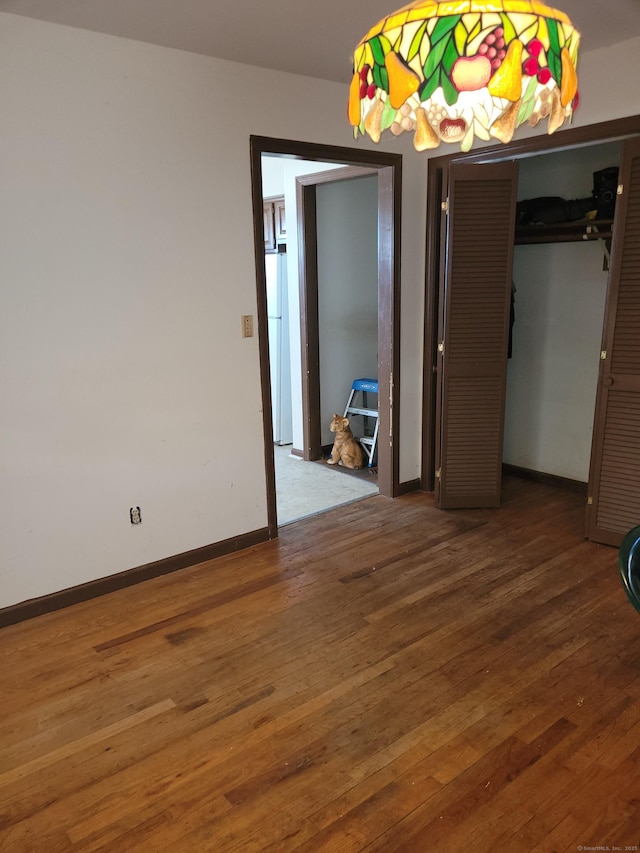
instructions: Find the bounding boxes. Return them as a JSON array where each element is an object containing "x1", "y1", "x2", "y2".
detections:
[{"x1": 2, "y1": 477, "x2": 640, "y2": 852}]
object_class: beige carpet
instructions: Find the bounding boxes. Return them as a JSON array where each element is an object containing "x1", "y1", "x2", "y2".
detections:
[{"x1": 274, "y1": 445, "x2": 378, "y2": 525}]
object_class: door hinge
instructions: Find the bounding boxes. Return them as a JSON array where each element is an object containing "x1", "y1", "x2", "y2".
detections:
[
  {"x1": 435, "y1": 468, "x2": 442, "y2": 480},
  {"x1": 600, "y1": 350, "x2": 607, "y2": 360},
  {"x1": 441, "y1": 199, "x2": 448, "y2": 213},
  {"x1": 438, "y1": 341, "x2": 444, "y2": 354},
  {"x1": 617, "y1": 183, "x2": 624, "y2": 196},
  {"x1": 587, "y1": 496, "x2": 593, "y2": 505}
]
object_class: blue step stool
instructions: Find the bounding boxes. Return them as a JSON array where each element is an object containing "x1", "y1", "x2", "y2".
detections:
[{"x1": 343, "y1": 378, "x2": 379, "y2": 468}]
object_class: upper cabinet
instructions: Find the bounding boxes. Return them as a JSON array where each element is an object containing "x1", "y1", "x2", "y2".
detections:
[
  {"x1": 264, "y1": 196, "x2": 286, "y2": 252},
  {"x1": 263, "y1": 201, "x2": 275, "y2": 252}
]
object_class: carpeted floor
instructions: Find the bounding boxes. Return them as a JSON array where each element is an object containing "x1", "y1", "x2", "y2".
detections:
[{"x1": 274, "y1": 444, "x2": 378, "y2": 525}]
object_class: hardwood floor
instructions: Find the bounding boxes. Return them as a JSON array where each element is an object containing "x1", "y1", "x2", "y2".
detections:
[{"x1": 2, "y1": 477, "x2": 640, "y2": 852}]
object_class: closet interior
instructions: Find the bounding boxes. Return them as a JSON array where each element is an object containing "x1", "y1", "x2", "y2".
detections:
[{"x1": 504, "y1": 141, "x2": 622, "y2": 488}]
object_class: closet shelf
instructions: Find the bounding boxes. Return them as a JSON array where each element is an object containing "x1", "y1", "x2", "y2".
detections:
[{"x1": 514, "y1": 218, "x2": 614, "y2": 245}]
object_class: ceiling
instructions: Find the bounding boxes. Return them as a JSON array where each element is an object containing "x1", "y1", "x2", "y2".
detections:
[{"x1": 2, "y1": 0, "x2": 640, "y2": 84}]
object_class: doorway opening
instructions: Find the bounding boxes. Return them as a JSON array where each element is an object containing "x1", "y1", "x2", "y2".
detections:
[{"x1": 250, "y1": 137, "x2": 402, "y2": 537}]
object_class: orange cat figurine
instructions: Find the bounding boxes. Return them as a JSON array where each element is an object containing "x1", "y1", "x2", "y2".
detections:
[{"x1": 327, "y1": 413, "x2": 364, "y2": 470}]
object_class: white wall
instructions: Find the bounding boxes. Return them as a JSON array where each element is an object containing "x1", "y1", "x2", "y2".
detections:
[
  {"x1": 572, "y1": 36, "x2": 640, "y2": 130},
  {"x1": 504, "y1": 144, "x2": 619, "y2": 481},
  {"x1": 505, "y1": 244, "x2": 609, "y2": 481},
  {"x1": 261, "y1": 157, "x2": 287, "y2": 199},
  {"x1": 0, "y1": 13, "x2": 426, "y2": 609}
]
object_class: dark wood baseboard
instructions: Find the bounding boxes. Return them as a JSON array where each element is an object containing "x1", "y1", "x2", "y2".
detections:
[
  {"x1": 315, "y1": 446, "x2": 421, "y2": 496},
  {"x1": 397, "y1": 478, "x2": 422, "y2": 496},
  {"x1": 289, "y1": 447, "x2": 304, "y2": 458},
  {"x1": 0, "y1": 527, "x2": 270, "y2": 629},
  {"x1": 0, "y1": 468, "x2": 584, "y2": 629},
  {"x1": 503, "y1": 463, "x2": 588, "y2": 495}
]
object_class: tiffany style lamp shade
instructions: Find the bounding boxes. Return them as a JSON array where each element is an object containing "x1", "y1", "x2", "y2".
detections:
[{"x1": 348, "y1": 1, "x2": 580, "y2": 151}]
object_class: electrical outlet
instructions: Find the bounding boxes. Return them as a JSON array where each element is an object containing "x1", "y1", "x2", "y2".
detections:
[
  {"x1": 130, "y1": 506, "x2": 142, "y2": 525},
  {"x1": 241, "y1": 314, "x2": 254, "y2": 338}
]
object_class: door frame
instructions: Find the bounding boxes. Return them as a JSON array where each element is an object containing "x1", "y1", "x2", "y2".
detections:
[
  {"x1": 250, "y1": 136, "x2": 402, "y2": 538},
  {"x1": 422, "y1": 114, "x2": 640, "y2": 494}
]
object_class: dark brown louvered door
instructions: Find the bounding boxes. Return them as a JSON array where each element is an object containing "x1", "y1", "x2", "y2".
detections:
[
  {"x1": 587, "y1": 138, "x2": 640, "y2": 546},
  {"x1": 435, "y1": 161, "x2": 518, "y2": 509}
]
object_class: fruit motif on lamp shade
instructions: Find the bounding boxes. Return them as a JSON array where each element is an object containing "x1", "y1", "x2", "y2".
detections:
[{"x1": 348, "y1": 0, "x2": 580, "y2": 152}]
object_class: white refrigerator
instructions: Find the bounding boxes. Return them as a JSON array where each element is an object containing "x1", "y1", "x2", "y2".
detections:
[{"x1": 265, "y1": 251, "x2": 293, "y2": 445}]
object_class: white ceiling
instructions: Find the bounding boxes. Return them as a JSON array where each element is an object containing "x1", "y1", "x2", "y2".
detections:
[{"x1": 2, "y1": 0, "x2": 640, "y2": 83}]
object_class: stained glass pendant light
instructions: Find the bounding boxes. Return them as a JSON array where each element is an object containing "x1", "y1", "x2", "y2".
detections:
[{"x1": 348, "y1": 1, "x2": 580, "y2": 152}]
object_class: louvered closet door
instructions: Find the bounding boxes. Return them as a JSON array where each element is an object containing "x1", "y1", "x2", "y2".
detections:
[
  {"x1": 587, "y1": 138, "x2": 640, "y2": 547},
  {"x1": 436, "y1": 161, "x2": 518, "y2": 509}
]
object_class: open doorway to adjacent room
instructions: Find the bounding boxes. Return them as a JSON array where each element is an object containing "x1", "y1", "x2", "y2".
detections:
[{"x1": 250, "y1": 137, "x2": 402, "y2": 536}]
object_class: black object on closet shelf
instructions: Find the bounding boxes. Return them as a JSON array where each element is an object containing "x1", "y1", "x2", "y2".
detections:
[{"x1": 592, "y1": 166, "x2": 619, "y2": 219}]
